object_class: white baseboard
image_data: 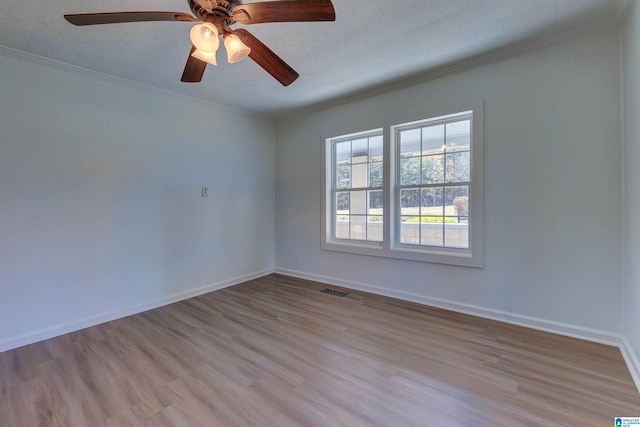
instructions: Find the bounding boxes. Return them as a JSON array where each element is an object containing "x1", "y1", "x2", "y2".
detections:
[
  {"x1": 621, "y1": 337, "x2": 640, "y2": 394},
  {"x1": 274, "y1": 268, "x2": 624, "y2": 348},
  {"x1": 275, "y1": 268, "x2": 640, "y2": 392},
  {"x1": 4, "y1": 267, "x2": 639, "y2": 394},
  {"x1": 0, "y1": 268, "x2": 274, "y2": 353}
]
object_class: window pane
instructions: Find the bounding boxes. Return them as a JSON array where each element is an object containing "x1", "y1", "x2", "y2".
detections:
[
  {"x1": 422, "y1": 124, "x2": 445, "y2": 154},
  {"x1": 400, "y1": 128, "x2": 421, "y2": 157},
  {"x1": 421, "y1": 155, "x2": 444, "y2": 184},
  {"x1": 368, "y1": 190, "x2": 383, "y2": 214},
  {"x1": 336, "y1": 215, "x2": 349, "y2": 239},
  {"x1": 336, "y1": 191, "x2": 350, "y2": 212},
  {"x1": 421, "y1": 217, "x2": 444, "y2": 246},
  {"x1": 351, "y1": 138, "x2": 368, "y2": 163},
  {"x1": 447, "y1": 215, "x2": 468, "y2": 224},
  {"x1": 367, "y1": 216, "x2": 383, "y2": 242},
  {"x1": 445, "y1": 185, "x2": 468, "y2": 204},
  {"x1": 369, "y1": 161, "x2": 383, "y2": 187},
  {"x1": 445, "y1": 221, "x2": 469, "y2": 248},
  {"x1": 451, "y1": 193, "x2": 469, "y2": 221},
  {"x1": 446, "y1": 120, "x2": 471, "y2": 152},
  {"x1": 351, "y1": 163, "x2": 368, "y2": 188},
  {"x1": 401, "y1": 189, "x2": 419, "y2": 216},
  {"x1": 350, "y1": 215, "x2": 367, "y2": 240},
  {"x1": 421, "y1": 187, "x2": 443, "y2": 217},
  {"x1": 445, "y1": 186, "x2": 469, "y2": 220},
  {"x1": 400, "y1": 216, "x2": 420, "y2": 244},
  {"x1": 351, "y1": 190, "x2": 367, "y2": 215},
  {"x1": 368, "y1": 187, "x2": 383, "y2": 242},
  {"x1": 336, "y1": 164, "x2": 350, "y2": 189},
  {"x1": 446, "y1": 151, "x2": 470, "y2": 183},
  {"x1": 400, "y1": 157, "x2": 421, "y2": 185},
  {"x1": 369, "y1": 135, "x2": 383, "y2": 161},
  {"x1": 335, "y1": 141, "x2": 351, "y2": 163},
  {"x1": 336, "y1": 191, "x2": 350, "y2": 214},
  {"x1": 335, "y1": 188, "x2": 350, "y2": 240}
]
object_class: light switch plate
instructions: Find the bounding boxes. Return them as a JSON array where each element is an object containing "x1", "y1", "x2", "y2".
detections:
[{"x1": 201, "y1": 186, "x2": 209, "y2": 197}]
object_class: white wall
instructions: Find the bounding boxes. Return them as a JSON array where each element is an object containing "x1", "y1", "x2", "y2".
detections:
[
  {"x1": 0, "y1": 51, "x2": 275, "y2": 351},
  {"x1": 275, "y1": 29, "x2": 623, "y2": 338},
  {"x1": 624, "y1": 1, "x2": 640, "y2": 379}
]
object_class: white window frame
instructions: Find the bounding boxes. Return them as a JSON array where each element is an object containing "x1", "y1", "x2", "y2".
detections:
[
  {"x1": 328, "y1": 129, "x2": 384, "y2": 245},
  {"x1": 321, "y1": 101, "x2": 484, "y2": 267}
]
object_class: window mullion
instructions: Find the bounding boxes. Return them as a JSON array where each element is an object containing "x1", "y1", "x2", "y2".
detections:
[
  {"x1": 331, "y1": 144, "x2": 337, "y2": 240},
  {"x1": 383, "y1": 125, "x2": 392, "y2": 251},
  {"x1": 442, "y1": 123, "x2": 447, "y2": 246},
  {"x1": 419, "y1": 126, "x2": 424, "y2": 246}
]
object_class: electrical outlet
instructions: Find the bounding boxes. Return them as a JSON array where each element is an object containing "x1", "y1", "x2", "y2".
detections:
[{"x1": 201, "y1": 186, "x2": 209, "y2": 197}]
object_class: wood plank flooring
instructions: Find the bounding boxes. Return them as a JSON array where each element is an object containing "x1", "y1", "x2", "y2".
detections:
[{"x1": 1, "y1": 273, "x2": 639, "y2": 426}]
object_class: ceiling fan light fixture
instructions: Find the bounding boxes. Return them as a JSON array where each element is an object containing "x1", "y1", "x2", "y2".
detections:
[
  {"x1": 224, "y1": 33, "x2": 251, "y2": 64},
  {"x1": 63, "y1": 0, "x2": 336, "y2": 86},
  {"x1": 191, "y1": 48, "x2": 217, "y2": 65},
  {"x1": 190, "y1": 22, "x2": 219, "y2": 54}
]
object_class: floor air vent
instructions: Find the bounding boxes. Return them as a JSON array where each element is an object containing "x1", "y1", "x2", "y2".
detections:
[{"x1": 321, "y1": 288, "x2": 349, "y2": 297}]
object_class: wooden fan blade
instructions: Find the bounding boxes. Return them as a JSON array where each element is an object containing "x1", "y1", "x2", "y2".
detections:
[
  {"x1": 181, "y1": 46, "x2": 207, "y2": 83},
  {"x1": 235, "y1": 29, "x2": 299, "y2": 86},
  {"x1": 64, "y1": 12, "x2": 196, "y2": 26},
  {"x1": 232, "y1": 0, "x2": 335, "y2": 24}
]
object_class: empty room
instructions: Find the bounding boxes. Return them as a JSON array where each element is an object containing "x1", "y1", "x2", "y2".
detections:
[{"x1": 2, "y1": 0, "x2": 640, "y2": 425}]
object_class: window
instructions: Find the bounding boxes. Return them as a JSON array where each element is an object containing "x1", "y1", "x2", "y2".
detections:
[
  {"x1": 332, "y1": 130, "x2": 384, "y2": 243},
  {"x1": 396, "y1": 113, "x2": 471, "y2": 249},
  {"x1": 322, "y1": 102, "x2": 483, "y2": 267}
]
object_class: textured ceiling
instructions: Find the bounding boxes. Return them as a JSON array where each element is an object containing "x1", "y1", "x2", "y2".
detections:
[{"x1": 0, "y1": 0, "x2": 624, "y2": 117}]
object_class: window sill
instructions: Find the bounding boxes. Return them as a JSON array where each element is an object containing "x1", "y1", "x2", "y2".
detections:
[{"x1": 321, "y1": 240, "x2": 483, "y2": 268}]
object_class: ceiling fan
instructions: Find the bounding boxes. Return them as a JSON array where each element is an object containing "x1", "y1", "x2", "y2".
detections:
[{"x1": 64, "y1": 0, "x2": 336, "y2": 86}]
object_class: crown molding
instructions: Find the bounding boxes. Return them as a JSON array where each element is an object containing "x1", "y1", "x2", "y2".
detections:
[
  {"x1": 0, "y1": 44, "x2": 268, "y2": 120},
  {"x1": 275, "y1": 19, "x2": 620, "y2": 121}
]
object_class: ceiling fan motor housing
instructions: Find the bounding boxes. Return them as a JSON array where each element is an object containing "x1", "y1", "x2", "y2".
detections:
[{"x1": 190, "y1": 0, "x2": 242, "y2": 26}]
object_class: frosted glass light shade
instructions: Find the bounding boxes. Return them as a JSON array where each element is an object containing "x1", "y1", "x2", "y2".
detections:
[
  {"x1": 191, "y1": 48, "x2": 217, "y2": 65},
  {"x1": 190, "y1": 23, "x2": 219, "y2": 54},
  {"x1": 224, "y1": 33, "x2": 251, "y2": 63}
]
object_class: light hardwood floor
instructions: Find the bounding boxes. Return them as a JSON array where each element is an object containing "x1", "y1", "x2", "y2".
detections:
[{"x1": 1, "y1": 274, "x2": 639, "y2": 426}]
